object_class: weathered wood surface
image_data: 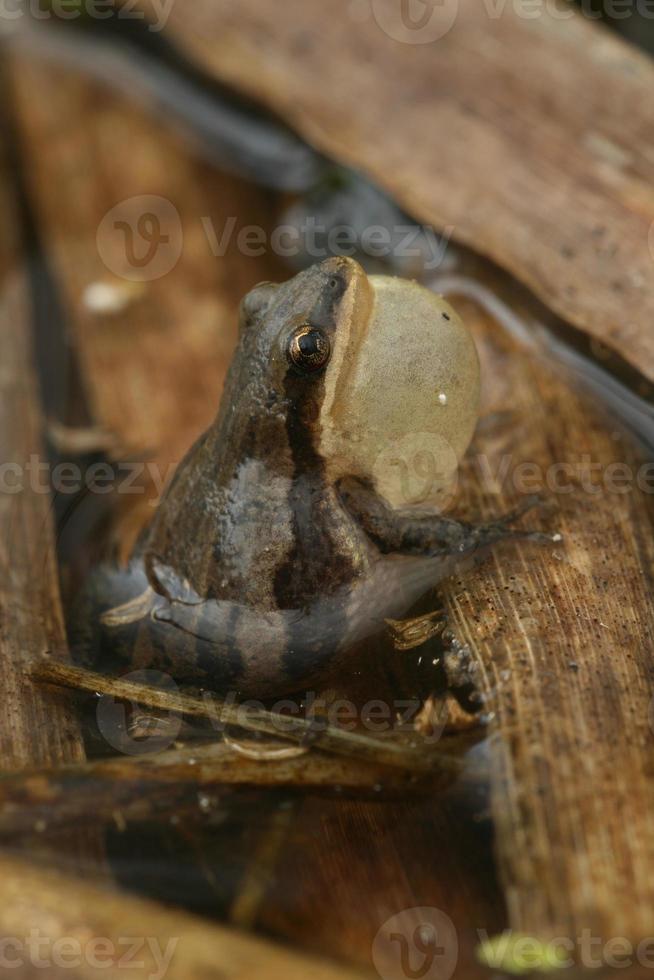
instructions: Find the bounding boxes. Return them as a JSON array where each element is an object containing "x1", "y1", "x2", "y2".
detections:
[
  {"x1": 0, "y1": 103, "x2": 86, "y2": 773},
  {"x1": 441, "y1": 290, "x2": 654, "y2": 943},
  {"x1": 0, "y1": 853, "x2": 370, "y2": 980},
  {"x1": 133, "y1": 0, "x2": 654, "y2": 383}
]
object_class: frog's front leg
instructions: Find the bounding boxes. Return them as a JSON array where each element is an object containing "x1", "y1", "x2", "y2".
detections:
[{"x1": 337, "y1": 476, "x2": 555, "y2": 558}]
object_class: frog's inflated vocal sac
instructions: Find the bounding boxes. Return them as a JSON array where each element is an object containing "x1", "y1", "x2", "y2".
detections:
[{"x1": 81, "y1": 257, "x2": 538, "y2": 696}]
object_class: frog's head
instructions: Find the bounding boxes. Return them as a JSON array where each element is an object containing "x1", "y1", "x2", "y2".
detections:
[{"x1": 237, "y1": 257, "x2": 480, "y2": 509}]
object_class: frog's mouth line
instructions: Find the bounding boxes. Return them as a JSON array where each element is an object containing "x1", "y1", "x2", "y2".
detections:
[{"x1": 318, "y1": 260, "x2": 375, "y2": 478}]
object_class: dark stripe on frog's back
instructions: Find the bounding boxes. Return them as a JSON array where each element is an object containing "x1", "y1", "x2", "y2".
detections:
[{"x1": 274, "y1": 267, "x2": 365, "y2": 685}]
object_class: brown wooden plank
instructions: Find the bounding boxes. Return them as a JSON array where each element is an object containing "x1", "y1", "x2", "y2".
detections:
[
  {"x1": 132, "y1": 0, "x2": 654, "y2": 383},
  {"x1": 438, "y1": 289, "x2": 654, "y2": 945},
  {"x1": 0, "y1": 102, "x2": 87, "y2": 772},
  {"x1": 257, "y1": 791, "x2": 505, "y2": 978}
]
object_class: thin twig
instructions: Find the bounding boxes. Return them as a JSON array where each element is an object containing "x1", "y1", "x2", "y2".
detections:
[
  {"x1": 33, "y1": 660, "x2": 470, "y2": 774},
  {"x1": 0, "y1": 740, "x2": 440, "y2": 837}
]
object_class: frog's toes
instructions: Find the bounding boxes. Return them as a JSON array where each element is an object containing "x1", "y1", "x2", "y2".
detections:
[
  {"x1": 100, "y1": 586, "x2": 157, "y2": 627},
  {"x1": 473, "y1": 495, "x2": 562, "y2": 548}
]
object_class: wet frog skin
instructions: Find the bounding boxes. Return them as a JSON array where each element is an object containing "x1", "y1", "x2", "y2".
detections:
[{"x1": 77, "y1": 256, "x2": 538, "y2": 696}]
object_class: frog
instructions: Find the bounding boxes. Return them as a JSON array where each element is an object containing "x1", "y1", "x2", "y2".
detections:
[{"x1": 74, "y1": 256, "x2": 548, "y2": 697}]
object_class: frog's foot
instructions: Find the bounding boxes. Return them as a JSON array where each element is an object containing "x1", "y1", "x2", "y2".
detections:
[
  {"x1": 339, "y1": 476, "x2": 560, "y2": 558},
  {"x1": 100, "y1": 586, "x2": 157, "y2": 627},
  {"x1": 467, "y1": 495, "x2": 562, "y2": 551},
  {"x1": 385, "y1": 608, "x2": 446, "y2": 651}
]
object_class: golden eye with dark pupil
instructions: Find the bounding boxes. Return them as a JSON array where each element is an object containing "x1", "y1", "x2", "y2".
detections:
[{"x1": 288, "y1": 326, "x2": 331, "y2": 373}]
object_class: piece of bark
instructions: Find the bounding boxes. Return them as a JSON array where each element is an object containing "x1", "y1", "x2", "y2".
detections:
[
  {"x1": 0, "y1": 739, "x2": 445, "y2": 838},
  {"x1": 0, "y1": 853, "x2": 370, "y2": 980},
  {"x1": 129, "y1": 0, "x2": 654, "y2": 383},
  {"x1": 0, "y1": 89, "x2": 110, "y2": 880},
  {"x1": 0, "y1": 101, "x2": 86, "y2": 773},
  {"x1": 438, "y1": 292, "x2": 654, "y2": 944}
]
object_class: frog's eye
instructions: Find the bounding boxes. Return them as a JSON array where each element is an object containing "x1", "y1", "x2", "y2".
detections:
[{"x1": 287, "y1": 325, "x2": 331, "y2": 374}]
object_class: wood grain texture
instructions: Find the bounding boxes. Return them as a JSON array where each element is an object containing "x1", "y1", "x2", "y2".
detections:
[
  {"x1": 256, "y1": 790, "x2": 505, "y2": 978},
  {"x1": 441, "y1": 292, "x2": 654, "y2": 943},
  {"x1": 0, "y1": 106, "x2": 87, "y2": 772},
  {"x1": 134, "y1": 0, "x2": 654, "y2": 382},
  {"x1": 0, "y1": 853, "x2": 370, "y2": 980}
]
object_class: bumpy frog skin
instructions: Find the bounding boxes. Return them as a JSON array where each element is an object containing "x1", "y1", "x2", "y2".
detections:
[{"x1": 78, "y1": 257, "x2": 536, "y2": 696}]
